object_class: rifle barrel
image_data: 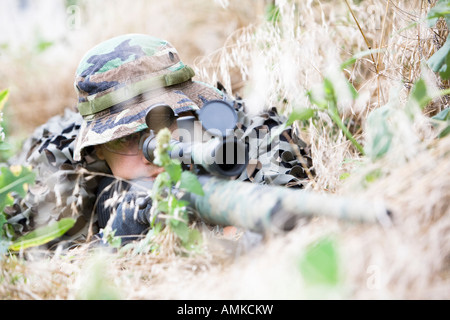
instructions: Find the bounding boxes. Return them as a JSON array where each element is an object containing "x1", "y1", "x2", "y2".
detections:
[{"x1": 185, "y1": 176, "x2": 391, "y2": 233}]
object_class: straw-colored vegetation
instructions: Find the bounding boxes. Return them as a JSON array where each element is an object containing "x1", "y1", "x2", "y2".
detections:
[{"x1": 1, "y1": 0, "x2": 449, "y2": 299}]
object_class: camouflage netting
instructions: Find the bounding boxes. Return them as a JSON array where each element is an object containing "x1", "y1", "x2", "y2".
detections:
[
  {"x1": 7, "y1": 108, "x2": 110, "y2": 245},
  {"x1": 5, "y1": 96, "x2": 313, "y2": 246},
  {"x1": 233, "y1": 98, "x2": 313, "y2": 187}
]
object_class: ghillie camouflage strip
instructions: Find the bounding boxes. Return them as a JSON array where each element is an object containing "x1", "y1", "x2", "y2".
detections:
[
  {"x1": 6, "y1": 108, "x2": 110, "y2": 245},
  {"x1": 233, "y1": 98, "x2": 312, "y2": 187}
]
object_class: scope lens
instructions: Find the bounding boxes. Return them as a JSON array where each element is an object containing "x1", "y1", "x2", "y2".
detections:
[
  {"x1": 197, "y1": 100, "x2": 237, "y2": 136},
  {"x1": 211, "y1": 138, "x2": 248, "y2": 177}
]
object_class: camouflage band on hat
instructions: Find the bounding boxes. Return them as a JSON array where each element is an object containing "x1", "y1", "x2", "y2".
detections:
[
  {"x1": 73, "y1": 34, "x2": 223, "y2": 161},
  {"x1": 78, "y1": 65, "x2": 195, "y2": 116}
]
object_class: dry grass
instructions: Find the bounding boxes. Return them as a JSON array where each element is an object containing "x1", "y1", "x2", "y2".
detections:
[
  {"x1": 0, "y1": 0, "x2": 260, "y2": 138},
  {"x1": 1, "y1": 0, "x2": 450, "y2": 300}
]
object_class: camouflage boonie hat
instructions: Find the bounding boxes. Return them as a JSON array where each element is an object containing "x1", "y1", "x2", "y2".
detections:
[{"x1": 73, "y1": 34, "x2": 223, "y2": 161}]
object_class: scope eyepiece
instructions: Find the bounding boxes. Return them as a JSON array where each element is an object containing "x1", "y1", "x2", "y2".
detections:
[{"x1": 145, "y1": 103, "x2": 178, "y2": 133}]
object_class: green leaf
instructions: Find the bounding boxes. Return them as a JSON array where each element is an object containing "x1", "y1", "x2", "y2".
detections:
[
  {"x1": 179, "y1": 171, "x2": 204, "y2": 195},
  {"x1": 364, "y1": 168, "x2": 382, "y2": 185},
  {"x1": 181, "y1": 228, "x2": 202, "y2": 251},
  {"x1": 265, "y1": 3, "x2": 280, "y2": 23},
  {"x1": 286, "y1": 108, "x2": 315, "y2": 126},
  {"x1": 323, "y1": 78, "x2": 337, "y2": 110},
  {"x1": 75, "y1": 254, "x2": 122, "y2": 300},
  {"x1": 426, "y1": 0, "x2": 450, "y2": 27},
  {"x1": 165, "y1": 162, "x2": 182, "y2": 183},
  {"x1": 298, "y1": 237, "x2": 340, "y2": 286},
  {"x1": 270, "y1": 107, "x2": 315, "y2": 143},
  {"x1": 339, "y1": 172, "x2": 350, "y2": 180},
  {"x1": 426, "y1": 0, "x2": 450, "y2": 79},
  {"x1": 0, "y1": 212, "x2": 7, "y2": 238},
  {"x1": 340, "y1": 48, "x2": 384, "y2": 70},
  {"x1": 438, "y1": 125, "x2": 450, "y2": 138},
  {"x1": 169, "y1": 218, "x2": 190, "y2": 243},
  {"x1": 0, "y1": 165, "x2": 36, "y2": 212},
  {"x1": 364, "y1": 105, "x2": 393, "y2": 160},
  {"x1": 102, "y1": 228, "x2": 121, "y2": 248},
  {"x1": 432, "y1": 108, "x2": 450, "y2": 138},
  {"x1": 36, "y1": 40, "x2": 54, "y2": 53},
  {"x1": 406, "y1": 78, "x2": 433, "y2": 119},
  {"x1": 308, "y1": 77, "x2": 364, "y2": 154},
  {"x1": 173, "y1": 198, "x2": 189, "y2": 209},
  {"x1": 152, "y1": 171, "x2": 169, "y2": 195},
  {"x1": 0, "y1": 89, "x2": 9, "y2": 111},
  {"x1": 427, "y1": 35, "x2": 450, "y2": 80},
  {"x1": 0, "y1": 141, "x2": 10, "y2": 151},
  {"x1": 156, "y1": 200, "x2": 169, "y2": 213},
  {"x1": 9, "y1": 218, "x2": 76, "y2": 251},
  {"x1": 409, "y1": 78, "x2": 431, "y2": 109},
  {"x1": 432, "y1": 108, "x2": 450, "y2": 121},
  {"x1": 346, "y1": 81, "x2": 358, "y2": 100},
  {"x1": 306, "y1": 92, "x2": 323, "y2": 110}
]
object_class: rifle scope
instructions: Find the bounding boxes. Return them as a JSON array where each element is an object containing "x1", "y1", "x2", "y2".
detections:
[{"x1": 142, "y1": 100, "x2": 248, "y2": 177}]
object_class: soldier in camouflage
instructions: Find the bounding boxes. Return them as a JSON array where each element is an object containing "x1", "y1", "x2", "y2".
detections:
[{"x1": 9, "y1": 34, "x2": 312, "y2": 246}]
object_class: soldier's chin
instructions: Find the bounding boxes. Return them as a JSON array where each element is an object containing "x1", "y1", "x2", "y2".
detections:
[
  {"x1": 112, "y1": 164, "x2": 164, "y2": 181},
  {"x1": 135, "y1": 166, "x2": 165, "y2": 181}
]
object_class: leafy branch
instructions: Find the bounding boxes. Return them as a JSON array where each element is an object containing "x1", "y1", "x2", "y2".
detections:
[
  {"x1": 427, "y1": 0, "x2": 450, "y2": 79},
  {"x1": 149, "y1": 128, "x2": 204, "y2": 250},
  {"x1": 307, "y1": 78, "x2": 364, "y2": 155}
]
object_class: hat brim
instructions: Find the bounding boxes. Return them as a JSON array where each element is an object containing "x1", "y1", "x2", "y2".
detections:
[{"x1": 73, "y1": 80, "x2": 223, "y2": 161}]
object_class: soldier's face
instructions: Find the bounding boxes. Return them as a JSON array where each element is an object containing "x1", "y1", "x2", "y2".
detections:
[
  {"x1": 95, "y1": 144, "x2": 164, "y2": 180},
  {"x1": 94, "y1": 116, "x2": 185, "y2": 180}
]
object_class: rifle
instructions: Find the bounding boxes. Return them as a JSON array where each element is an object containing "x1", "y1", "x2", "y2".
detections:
[{"x1": 142, "y1": 101, "x2": 392, "y2": 234}]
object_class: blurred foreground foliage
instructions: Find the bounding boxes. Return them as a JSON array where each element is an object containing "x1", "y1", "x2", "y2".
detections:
[{"x1": 0, "y1": 89, "x2": 74, "y2": 256}]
